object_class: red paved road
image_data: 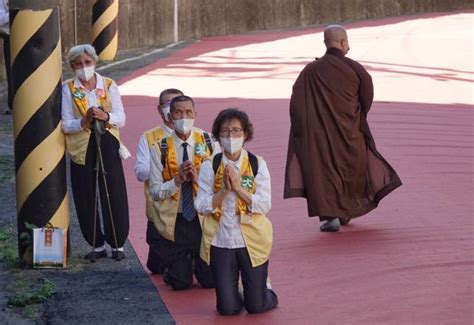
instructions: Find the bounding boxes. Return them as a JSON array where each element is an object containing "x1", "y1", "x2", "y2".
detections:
[{"x1": 118, "y1": 12, "x2": 473, "y2": 324}]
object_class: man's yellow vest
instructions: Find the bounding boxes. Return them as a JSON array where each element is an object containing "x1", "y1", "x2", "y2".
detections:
[
  {"x1": 64, "y1": 77, "x2": 120, "y2": 165},
  {"x1": 154, "y1": 130, "x2": 212, "y2": 242},
  {"x1": 200, "y1": 150, "x2": 273, "y2": 267},
  {"x1": 143, "y1": 127, "x2": 166, "y2": 223}
]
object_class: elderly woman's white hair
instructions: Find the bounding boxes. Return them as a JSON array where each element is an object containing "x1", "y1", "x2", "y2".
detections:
[{"x1": 67, "y1": 44, "x2": 99, "y2": 65}]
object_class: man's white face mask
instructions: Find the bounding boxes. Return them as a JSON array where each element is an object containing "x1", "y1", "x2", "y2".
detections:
[
  {"x1": 161, "y1": 105, "x2": 171, "y2": 122},
  {"x1": 75, "y1": 65, "x2": 95, "y2": 81},
  {"x1": 173, "y1": 118, "x2": 194, "y2": 135},
  {"x1": 220, "y1": 136, "x2": 244, "y2": 155}
]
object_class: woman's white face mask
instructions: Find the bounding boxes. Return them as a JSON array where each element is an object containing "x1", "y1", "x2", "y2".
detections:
[
  {"x1": 75, "y1": 65, "x2": 95, "y2": 81},
  {"x1": 173, "y1": 118, "x2": 194, "y2": 134},
  {"x1": 220, "y1": 136, "x2": 244, "y2": 155}
]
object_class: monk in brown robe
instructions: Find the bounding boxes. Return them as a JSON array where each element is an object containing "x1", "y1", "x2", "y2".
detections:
[{"x1": 284, "y1": 25, "x2": 402, "y2": 232}]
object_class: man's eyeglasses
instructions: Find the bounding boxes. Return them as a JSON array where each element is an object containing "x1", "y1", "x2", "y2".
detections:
[{"x1": 220, "y1": 127, "x2": 244, "y2": 137}]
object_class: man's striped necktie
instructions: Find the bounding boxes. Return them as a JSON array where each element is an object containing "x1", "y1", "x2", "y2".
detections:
[{"x1": 181, "y1": 142, "x2": 196, "y2": 222}]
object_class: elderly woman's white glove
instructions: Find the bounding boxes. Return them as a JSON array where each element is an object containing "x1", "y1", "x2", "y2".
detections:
[{"x1": 119, "y1": 143, "x2": 131, "y2": 160}]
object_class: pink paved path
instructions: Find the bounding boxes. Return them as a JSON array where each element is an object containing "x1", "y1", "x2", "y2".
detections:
[{"x1": 118, "y1": 12, "x2": 473, "y2": 324}]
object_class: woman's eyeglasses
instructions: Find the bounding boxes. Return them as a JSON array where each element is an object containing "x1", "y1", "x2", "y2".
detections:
[{"x1": 220, "y1": 127, "x2": 244, "y2": 137}]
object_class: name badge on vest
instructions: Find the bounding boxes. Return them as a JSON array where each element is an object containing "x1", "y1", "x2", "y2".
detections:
[
  {"x1": 73, "y1": 89, "x2": 85, "y2": 100},
  {"x1": 241, "y1": 175, "x2": 254, "y2": 190},
  {"x1": 194, "y1": 143, "x2": 207, "y2": 156}
]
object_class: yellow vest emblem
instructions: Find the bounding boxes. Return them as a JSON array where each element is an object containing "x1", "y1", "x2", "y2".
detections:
[
  {"x1": 73, "y1": 89, "x2": 86, "y2": 100},
  {"x1": 194, "y1": 143, "x2": 207, "y2": 156},
  {"x1": 241, "y1": 175, "x2": 254, "y2": 190}
]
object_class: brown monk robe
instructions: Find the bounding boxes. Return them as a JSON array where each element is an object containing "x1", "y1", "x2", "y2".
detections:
[{"x1": 284, "y1": 25, "x2": 401, "y2": 230}]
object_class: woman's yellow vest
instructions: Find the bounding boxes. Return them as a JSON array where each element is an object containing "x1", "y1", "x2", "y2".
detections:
[
  {"x1": 200, "y1": 150, "x2": 273, "y2": 267},
  {"x1": 143, "y1": 127, "x2": 166, "y2": 223},
  {"x1": 155, "y1": 131, "x2": 212, "y2": 242},
  {"x1": 64, "y1": 78, "x2": 120, "y2": 165}
]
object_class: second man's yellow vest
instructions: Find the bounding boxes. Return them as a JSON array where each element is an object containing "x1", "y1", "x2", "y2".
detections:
[{"x1": 143, "y1": 127, "x2": 166, "y2": 223}]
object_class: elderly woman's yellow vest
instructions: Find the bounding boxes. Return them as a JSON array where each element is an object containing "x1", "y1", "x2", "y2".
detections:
[
  {"x1": 155, "y1": 130, "x2": 212, "y2": 242},
  {"x1": 64, "y1": 78, "x2": 120, "y2": 165},
  {"x1": 200, "y1": 150, "x2": 273, "y2": 267}
]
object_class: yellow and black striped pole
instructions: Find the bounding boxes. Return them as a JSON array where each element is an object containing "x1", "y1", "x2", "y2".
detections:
[
  {"x1": 10, "y1": 0, "x2": 69, "y2": 266},
  {"x1": 91, "y1": 0, "x2": 118, "y2": 61}
]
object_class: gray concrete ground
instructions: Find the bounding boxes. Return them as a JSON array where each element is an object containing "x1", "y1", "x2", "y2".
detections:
[{"x1": 0, "y1": 42, "x2": 190, "y2": 324}]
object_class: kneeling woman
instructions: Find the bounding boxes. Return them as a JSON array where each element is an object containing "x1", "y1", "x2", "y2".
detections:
[{"x1": 195, "y1": 108, "x2": 278, "y2": 315}]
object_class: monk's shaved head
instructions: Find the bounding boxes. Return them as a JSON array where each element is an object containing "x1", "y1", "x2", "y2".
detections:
[
  {"x1": 324, "y1": 25, "x2": 347, "y2": 43},
  {"x1": 324, "y1": 25, "x2": 350, "y2": 55}
]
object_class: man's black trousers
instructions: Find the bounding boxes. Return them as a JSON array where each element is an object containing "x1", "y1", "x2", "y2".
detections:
[{"x1": 151, "y1": 213, "x2": 214, "y2": 290}]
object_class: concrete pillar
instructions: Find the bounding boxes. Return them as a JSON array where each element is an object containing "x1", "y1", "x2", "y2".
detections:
[
  {"x1": 10, "y1": 0, "x2": 69, "y2": 266},
  {"x1": 91, "y1": 0, "x2": 118, "y2": 61}
]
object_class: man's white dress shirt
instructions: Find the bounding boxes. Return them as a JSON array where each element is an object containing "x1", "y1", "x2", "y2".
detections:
[
  {"x1": 135, "y1": 124, "x2": 173, "y2": 182},
  {"x1": 149, "y1": 129, "x2": 219, "y2": 212}
]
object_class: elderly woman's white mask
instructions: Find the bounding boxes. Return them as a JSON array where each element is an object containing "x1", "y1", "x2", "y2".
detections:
[{"x1": 75, "y1": 65, "x2": 95, "y2": 81}]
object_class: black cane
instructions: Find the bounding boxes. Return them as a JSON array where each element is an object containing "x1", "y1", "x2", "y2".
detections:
[
  {"x1": 89, "y1": 157, "x2": 100, "y2": 263},
  {"x1": 92, "y1": 117, "x2": 122, "y2": 261}
]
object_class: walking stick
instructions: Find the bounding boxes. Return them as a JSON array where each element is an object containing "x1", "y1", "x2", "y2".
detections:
[
  {"x1": 89, "y1": 157, "x2": 100, "y2": 263},
  {"x1": 92, "y1": 117, "x2": 122, "y2": 261}
]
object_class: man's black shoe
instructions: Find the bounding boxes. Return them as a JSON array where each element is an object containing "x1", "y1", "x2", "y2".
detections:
[
  {"x1": 111, "y1": 250, "x2": 126, "y2": 260},
  {"x1": 85, "y1": 250, "x2": 107, "y2": 261}
]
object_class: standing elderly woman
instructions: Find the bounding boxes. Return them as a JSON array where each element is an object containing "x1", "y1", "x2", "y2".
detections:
[
  {"x1": 195, "y1": 108, "x2": 278, "y2": 315},
  {"x1": 61, "y1": 44, "x2": 129, "y2": 261}
]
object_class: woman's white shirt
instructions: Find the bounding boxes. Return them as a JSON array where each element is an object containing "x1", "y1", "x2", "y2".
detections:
[
  {"x1": 61, "y1": 73, "x2": 125, "y2": 134},
  {"x1": 195, "y1": 150, "x2": 272, "y2": 249}
]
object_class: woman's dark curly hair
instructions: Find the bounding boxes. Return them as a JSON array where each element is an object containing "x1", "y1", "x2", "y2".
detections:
[{"x1": 212, "y1": 108, "x2": 254, "y2": 142}]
